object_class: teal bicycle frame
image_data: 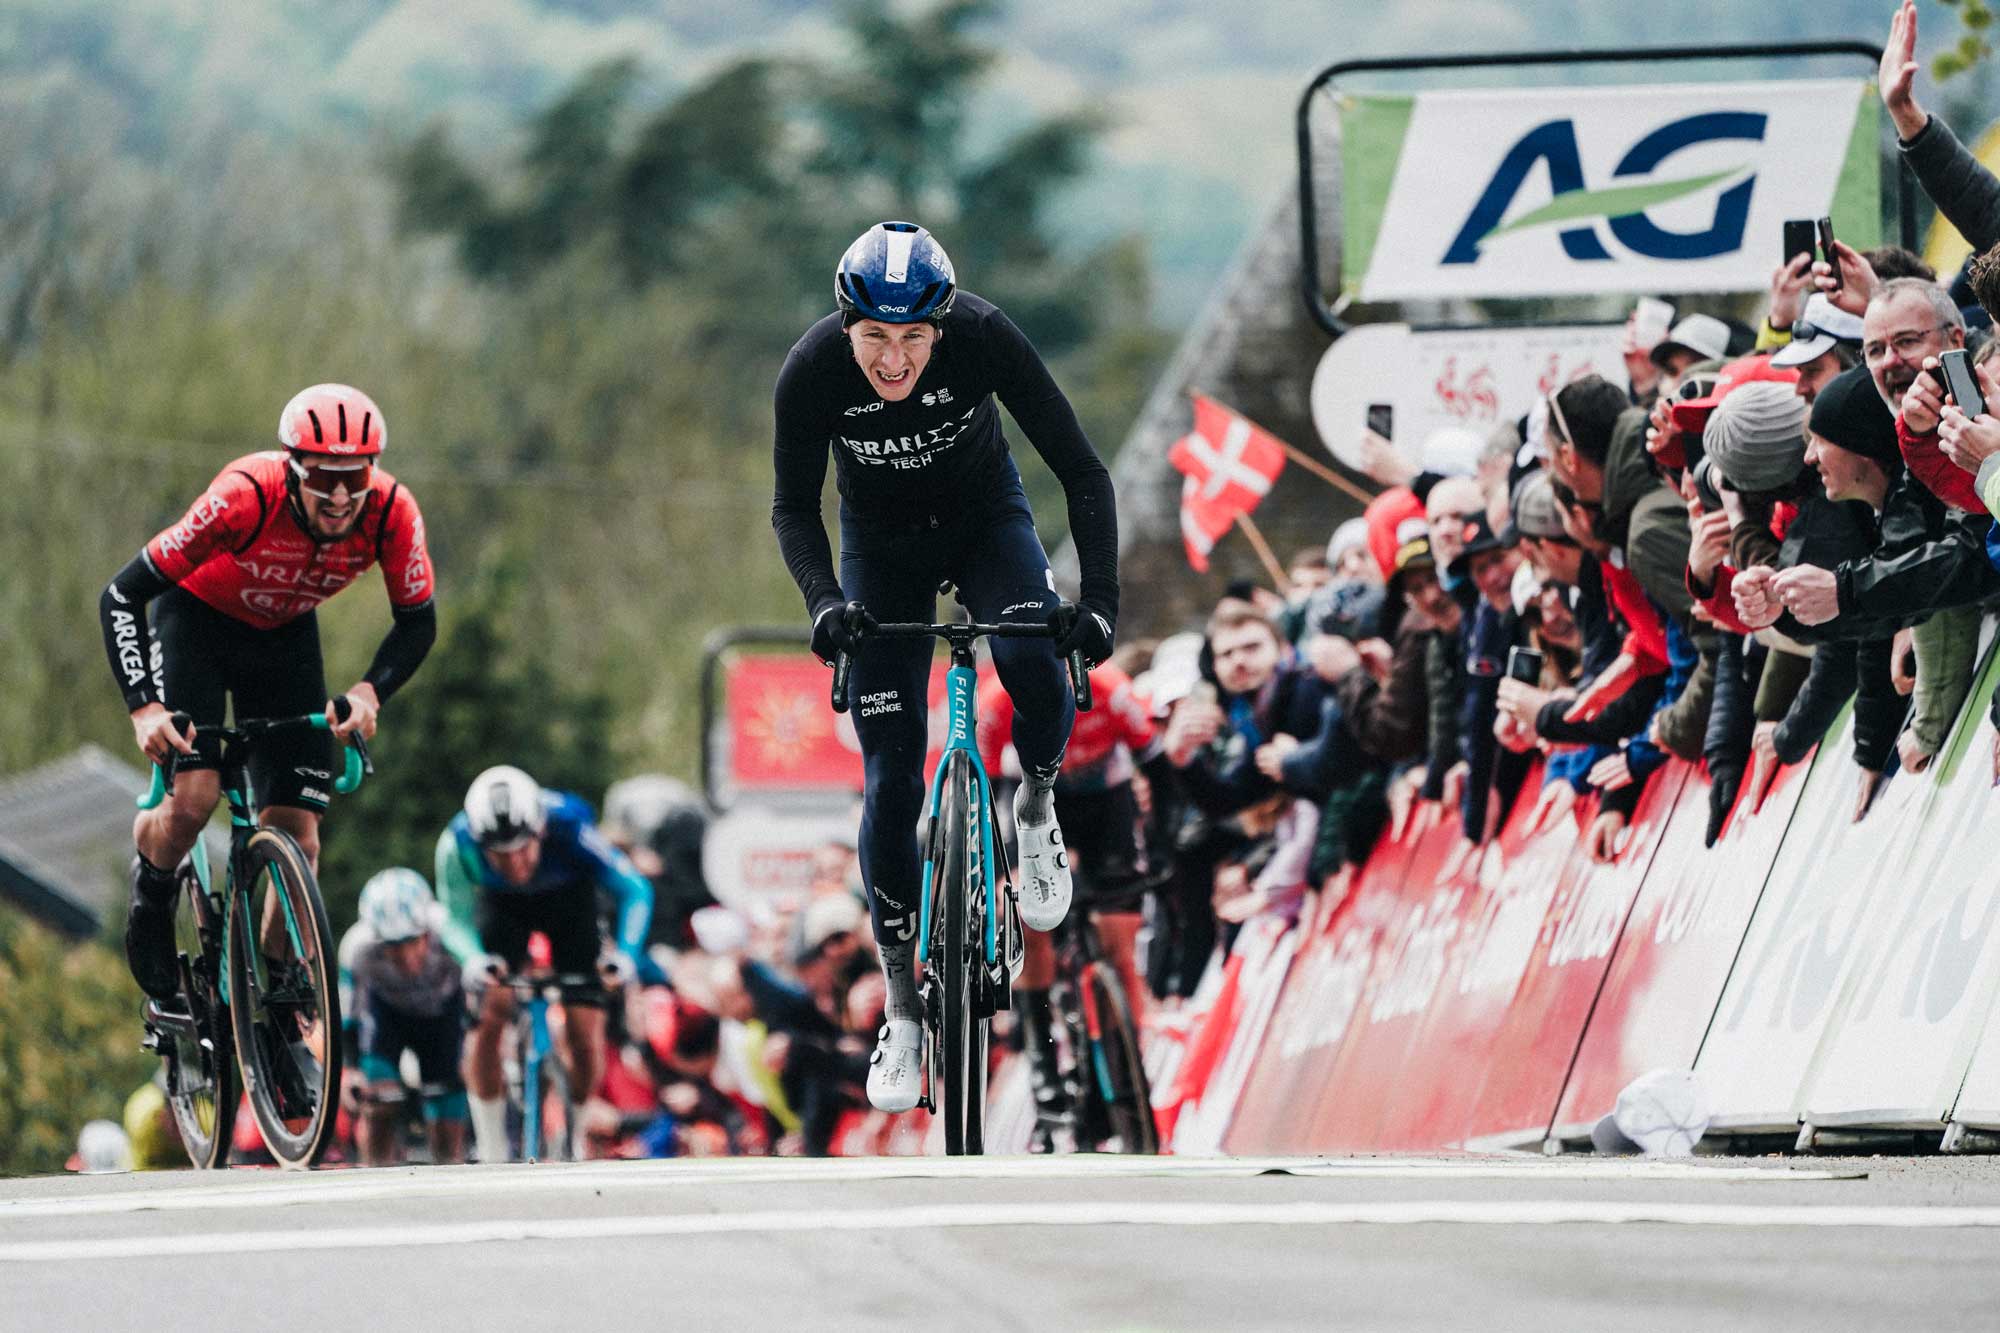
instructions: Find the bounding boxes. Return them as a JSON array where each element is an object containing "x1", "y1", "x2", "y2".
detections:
[
  {"x1": 139, "y1": 712, "x2": 367, "y2": 1006},
  {"x1": 917, "y1": 658, "x2": 1005, "y2": 968}
]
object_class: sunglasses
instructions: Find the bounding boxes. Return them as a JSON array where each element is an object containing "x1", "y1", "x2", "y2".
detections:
[{"x1": 290, "y1": 455, "x2": 374, "y2": 501}]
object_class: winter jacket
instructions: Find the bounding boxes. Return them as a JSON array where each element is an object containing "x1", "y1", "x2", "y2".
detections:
[{"x1": 1333, "y1": 617, "x2": 1434, "y2": 764}]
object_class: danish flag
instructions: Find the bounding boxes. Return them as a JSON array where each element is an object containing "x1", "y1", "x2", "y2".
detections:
[{"x1": 1168, "y1": 394, "x2": 1287, "y2": 572}]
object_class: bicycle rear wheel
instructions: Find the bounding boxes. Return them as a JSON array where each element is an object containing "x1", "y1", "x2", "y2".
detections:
[
  {"x1": 228, "y1": 828, "x2": 342, "y2": 1169},
  {"x1": 163, "y1": 866, "x2": 236, "y2": 1169},
  {"x1": 1082, "y1": 964, "x2": 1157, "y2": 1154},
  {"x1": 937, "y1": 754, "x2": 988, "y2": 1156}
]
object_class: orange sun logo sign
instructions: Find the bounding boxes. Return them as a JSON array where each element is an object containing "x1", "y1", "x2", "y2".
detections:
[{"x1": 741, "y1": 686, "x2": 828, "y2": 771}]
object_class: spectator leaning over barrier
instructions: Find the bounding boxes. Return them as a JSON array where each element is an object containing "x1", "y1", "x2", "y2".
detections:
[
  {"x1": 1942, "y1": 252, "x2": 2000, "y2": 522},
  {"x1": 1319, "y1": 519, "x2": 1455, "y2": 769},
  {"x1": 1446, "y1": 513, "x2": 1531, "y2": 847},
  {"x1": 1712, "y1": 368, "x2": 1896, "y2": 816},
  {"x1": 1545, "y1": 375, "x2": 1716, "y2": 762},
  {"x1": 1426, "y1": 474, "x2": 1488, "y2": 602},
  {"x1": 1744, "y1": 282, "x2": 1996, "y2": 635}
]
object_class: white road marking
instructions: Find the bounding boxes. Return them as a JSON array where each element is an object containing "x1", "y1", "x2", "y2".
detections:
[
  {"x1": 2, "y1": 1199, "x2": 1996, "y2": 1263},
  {"x1": 0, "y1": 1156, "x2": 1856, "y2": 1220}
]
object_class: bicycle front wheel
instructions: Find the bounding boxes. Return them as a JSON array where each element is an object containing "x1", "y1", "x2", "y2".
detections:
[
  {"x1": 228, "y1": 828, "x2": 342, "y2": 1169},
  {"x1": 937, "y1": 753, "x2": 988, "y2": 1156}
]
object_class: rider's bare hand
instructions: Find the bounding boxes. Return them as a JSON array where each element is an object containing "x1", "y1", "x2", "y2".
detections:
[
  {"x1": 329, "y1": 682, "x2": 380, "y2": 740},
  {"x1": 132, "y1": 704, "x2": 196, "y2": 765}
]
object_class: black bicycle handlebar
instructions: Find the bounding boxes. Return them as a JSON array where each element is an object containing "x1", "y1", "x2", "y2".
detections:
[{"x1": 831, "y1": 615, "x2": 1093, "y2": 715}]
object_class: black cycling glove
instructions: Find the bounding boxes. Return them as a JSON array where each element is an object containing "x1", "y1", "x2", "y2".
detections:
[
  {"x1": 1051, "y1": 601, "x2": 1115, "y2": 667},
  {"x1": 811, "y1": 600, "x2": 875, "y2": 665}
]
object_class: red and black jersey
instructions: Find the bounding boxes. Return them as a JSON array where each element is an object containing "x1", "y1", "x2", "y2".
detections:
[{"x1": 143, "y1": 451, "x2": 434, "y2": 629}]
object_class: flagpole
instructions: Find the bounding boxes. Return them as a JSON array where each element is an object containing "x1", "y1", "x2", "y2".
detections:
[
  {"x1": 1276, "y1": 441, "x2": 1377, "y2": 507},
  {"x1": 1232, "y1": 512, "x2": 1291, "y2": 596}
]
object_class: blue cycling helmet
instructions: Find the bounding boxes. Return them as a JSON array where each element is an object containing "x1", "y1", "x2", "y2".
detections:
[{"x1": 834, "y1": 221, "x2": 956, "y2": 324}]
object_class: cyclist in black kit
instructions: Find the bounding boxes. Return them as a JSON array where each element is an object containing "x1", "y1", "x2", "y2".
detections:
[{"x1": 771, "y1": 220, "x2": 1119, "y2": 1111}]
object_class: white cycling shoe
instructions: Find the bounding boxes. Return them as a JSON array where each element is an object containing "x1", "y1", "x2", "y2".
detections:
[
  {"x1": 867, "y1": 1018, "x2": 925, "y2": 1113},
  {"x1": 1014, "y1": 796, "x2": 1073, "y2": 932}
]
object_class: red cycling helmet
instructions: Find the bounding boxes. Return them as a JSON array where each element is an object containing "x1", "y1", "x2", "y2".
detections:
[{"x1": 278, "y1": 383, "x2": 385, "y2": 457}]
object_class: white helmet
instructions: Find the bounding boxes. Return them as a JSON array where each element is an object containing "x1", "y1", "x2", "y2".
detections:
[
  {"x1": 464, "y1": 765, "x2": 547, "y2": 848},
  {"x1": 359, "y1": 867, "x2": 434, "y2": 943}
]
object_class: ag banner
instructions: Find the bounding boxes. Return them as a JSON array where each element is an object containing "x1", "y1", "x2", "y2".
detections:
[{"x1": 1342, "y1": 79, "x2": 1878, "y2": 300}]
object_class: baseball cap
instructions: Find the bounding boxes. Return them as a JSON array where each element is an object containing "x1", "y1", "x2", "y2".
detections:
[
  {"x1": 1770, "y1": 294, "x2": 1865, "y2": 369},
  {"x1": 1385, "y1": 516, "x2": 1435, "y2": 594},
  {"x1": 1650, "y1": 313, "x2": 1732, "y2": 368},
  {"x1": 1445, "y1": 511, "x2": 1516, "y2": 579},
  {"x1": 1503, "y1": 469, "x2": 1566, "y2": 543}
]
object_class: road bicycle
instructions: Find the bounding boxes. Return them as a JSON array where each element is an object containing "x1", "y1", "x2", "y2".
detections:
[
  {"x1": 502, "y1": 931, "x2": 593, "y2": 1163},
  {"x1": 138, "y1": 706, "x2": 370, "y2": 1169},
  {"x1": 1048, "y1": 897, "x2": 1158, "y2": 1154},
  {"x1": 833, "y1": 610, "x2": 1090, "y2": 1155}
]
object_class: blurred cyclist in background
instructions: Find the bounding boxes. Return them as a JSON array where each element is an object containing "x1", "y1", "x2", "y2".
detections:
[
  {"x1": 339, "y1": 867, "x2": 467, "y2": 1166},
  {"x1": 436, "y1": 765, "x2": 657, "y2": 1163}
]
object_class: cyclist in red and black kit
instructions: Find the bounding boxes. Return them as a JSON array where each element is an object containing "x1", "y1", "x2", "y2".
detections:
[
  {"x1": 98, "y1": 383, "x2": 437, "y2": 1001},
  {"x1": 978, "y1": 662, "x2": 1156, "y2": 1142}
]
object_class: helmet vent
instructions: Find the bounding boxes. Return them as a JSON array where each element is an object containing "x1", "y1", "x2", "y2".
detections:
[
  {"x1": 306, "y1": 409, "x2": 324, "y2": 445},
  {"x1": 337, "y1": 403, "x2": 348, "y2": 443},
  {"x1": 360, "y1": 411, "x2": 372, "y2": 449}
]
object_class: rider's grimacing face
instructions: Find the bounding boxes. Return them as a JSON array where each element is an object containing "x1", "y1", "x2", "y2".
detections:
[{"x1": 847, "y1": 320, "x2": 939, "y2": 402}]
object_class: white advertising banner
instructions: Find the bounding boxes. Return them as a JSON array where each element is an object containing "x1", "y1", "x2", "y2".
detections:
[
  {"x1": 1801, "y1": 684, "x2": 2000, "y2": 1131},
  {"x1": 1342, "y1": 79, "x2": 1878, "y2": 300},
  {"x1": 1310, "y1": 322, "x2": 1626, "y2": 473},
  {"x1": 1694, "y1": 711, "x2": 1930, "y2": 1134},
  {"x1": 702, "y1": 809, "x2": 857, "y2": 909}
]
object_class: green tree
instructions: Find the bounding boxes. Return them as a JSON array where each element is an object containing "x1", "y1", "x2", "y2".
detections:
[
  {"x1": 0, "y1": 910, "x2": 156, "y2": 1177},
  {"x1": 316, "y1": 556, "x2": 615, "y2": 929}
]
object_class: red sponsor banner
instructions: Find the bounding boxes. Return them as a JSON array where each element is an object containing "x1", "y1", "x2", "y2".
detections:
[
  {"x1": 1550, "y1": 757, "x2": 1809, "y2": 1140},
  {"x1": 1301, "y1": 804, "x2": 1476, "y2": 1149},
  {"x1": 1169, "y1": 915, "x2": 1299, "y2": 1153},
  {"x1": 725, "y1": 653, "x2": 987, "y2": 793},
  {"x1": 1220, "y1": 816, "x2": 1423, "y2": 1153},
  {"x1": 1368, "y1": 771, "x2": 1579, "y2": 1151},
  {"x1": 1457, "y1": 762, "x2": 1688, "y2": 1149}
]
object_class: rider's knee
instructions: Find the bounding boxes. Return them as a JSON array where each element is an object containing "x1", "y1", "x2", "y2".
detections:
[{"x1": 139, "y1": 778, "x2": 219, "y2": 857}]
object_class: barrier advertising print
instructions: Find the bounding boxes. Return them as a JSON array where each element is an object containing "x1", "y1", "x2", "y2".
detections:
[
  {"x1": 1550, "y1": 757, "x2": 1809, "y2": 1142},
  {"x1": 1695, "y1": 710, "x2": 1931, "y2": 1134}
]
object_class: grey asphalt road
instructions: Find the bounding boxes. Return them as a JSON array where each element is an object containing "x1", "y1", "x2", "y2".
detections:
[{"x1": 6, "y1": 1153, "x2": 2000, "y2": 1332}]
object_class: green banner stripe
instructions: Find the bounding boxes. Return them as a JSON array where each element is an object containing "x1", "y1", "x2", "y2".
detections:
[
  {"x1": 1831, "y1": 84, "x2": 1883, "y2": 250},
  {"x1": 1488, "y1": 167, "x2": 1750, "y2": 238},
  {"x1": 1340, "y1": 93, "x2": 1415, "y2": 299}
]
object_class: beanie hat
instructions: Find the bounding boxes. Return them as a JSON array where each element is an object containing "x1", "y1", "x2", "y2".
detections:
[
  {"x1": 1807, "y1": 364, "x2": 1901, "y2": 473},
  {"x1": 1420, "y1": 426, "x2": 1486, "y2": 478},
  {"x1": 1703, "y1": 380, "x2": 1808, "y2": 492},
  {"x1": 1326, "y1": 516, "x2": 1370, "y2": 567}
]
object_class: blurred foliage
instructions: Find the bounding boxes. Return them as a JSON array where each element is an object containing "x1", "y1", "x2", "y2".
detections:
[
  {"x1": 1934, "y1": 0, "x2": 1996, "y2": 82},
  {"x1": 0, "y1": 0, "x2": 1167, "y2": 951},
  {"x1": 0, "y1": 908, "x2": 155, "y2": 1177},
  {"x1": 316, "y1": 564, "x2": 616, "y2": 926}
]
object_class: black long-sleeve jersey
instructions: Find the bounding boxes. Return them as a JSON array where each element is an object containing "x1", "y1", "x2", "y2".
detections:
[{"x1": 770, "y1": 291, "x2": 1118, "y2": 622}]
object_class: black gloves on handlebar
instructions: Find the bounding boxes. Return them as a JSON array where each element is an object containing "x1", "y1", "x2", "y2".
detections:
[
  {"x1": 1051, "y1": 601, "x2": 1115, "y2": 667},
  {"x1": 812, "y1": 599, "x2": 876, "y2": 665}
]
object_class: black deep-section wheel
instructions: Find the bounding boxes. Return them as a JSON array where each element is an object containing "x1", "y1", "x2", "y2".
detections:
[
  {"x1": 228, "y1": 827, "x2": 341, "y2": 1169},
  {"x1": 1086, "y1": 966, "x2": 1157, "y2": 1155}
]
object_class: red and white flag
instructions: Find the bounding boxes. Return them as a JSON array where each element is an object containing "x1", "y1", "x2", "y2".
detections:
[{"x1": 1168, "y1": 394, "x2": 1287, "y2": 572}]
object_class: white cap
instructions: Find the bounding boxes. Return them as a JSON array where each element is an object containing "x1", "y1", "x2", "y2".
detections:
[
  {"x1": 1612, "y1": 1068, "x2": 1711, "y2": 1157},
  {"x1": 1770, "y1": 293, "x2": 1865, "y2": 369},
  {"x1": 1650, "y1": 313, "x2": 1731, "y2": 367},
  {"x1": 1419, "y1": 426, "x2": 1485, "y2": 478},
  {"x1": 75, "y1": 1120, "x2": 133, "y2": 1174}
]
